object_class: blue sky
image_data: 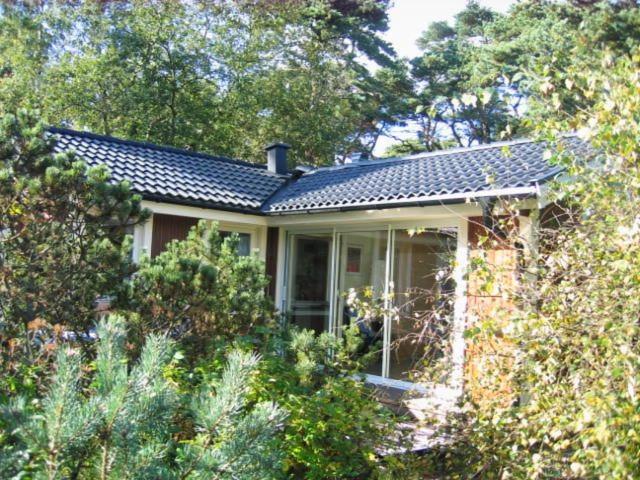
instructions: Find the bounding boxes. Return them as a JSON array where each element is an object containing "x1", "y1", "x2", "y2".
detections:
[{"x1": 374, "y1": 0, "x2": 516, "y2": 154}]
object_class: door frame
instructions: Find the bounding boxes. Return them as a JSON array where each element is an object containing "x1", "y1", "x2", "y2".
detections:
[{"x1": 281, "y1": 217, "x2": 468, "y2": 394}]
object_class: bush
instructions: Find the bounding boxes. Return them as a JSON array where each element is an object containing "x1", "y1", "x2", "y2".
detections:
[
  {"x1": 118, "y1": 221, "x2": 274, "y2": 354},
  {"x1": 0, "y1": 316, "x2": 286, "y2": 479},
  {"x1": 179, "y1": 324, "x2": 401, "y2": 479},
  {"x1": 423, "y1": 51, "x2": 640, "y2": 479}
]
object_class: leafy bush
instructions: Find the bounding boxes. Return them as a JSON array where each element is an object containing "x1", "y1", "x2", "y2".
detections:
[
  {"x1": 181, "y1": 324, "x2": 400, "y2": 479},
  {"x1": 0, "y1": 316, "x2": 286, "y2": 479},
  {"x1": 425, "y1": 49, "x2": 640, "y2": 479},
  {"x1": 262, "y1": 326, "x2": 397, "y2": 479}
]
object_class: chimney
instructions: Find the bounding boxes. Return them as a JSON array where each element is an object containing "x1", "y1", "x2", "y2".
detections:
[{"x1": 266, "y1": 142, "x2": 290, "y2": 175}]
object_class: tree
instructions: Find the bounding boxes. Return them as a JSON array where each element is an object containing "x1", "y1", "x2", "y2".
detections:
[
  {"x1": 407, "y1": 1, "x2": 513, "y2": 151},
  {"x1": 0, "y1": 2, "x2": 50, "y2": 116},
  {"x1": 0, "y1": 0, "x2": 405, "y2": 166},
  {"x1": 0, "y1": 316, "x2": 286, "y2": 479},
  {"x1": 0, "y1": 111, "x2": 147, "y2": 368},
  {"x1": 387, "y1": 0, "x2": 640, "y2": 155}
]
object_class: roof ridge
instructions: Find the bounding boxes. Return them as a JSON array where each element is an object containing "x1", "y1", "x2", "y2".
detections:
[
  {"x1": 401, "y1": 133, "x2": 578, "y2": 161},
  {"x1": 401, "y1": 136, "x2": 546, "y2": 160},
  {"x1": 47, "y1": 126, "x2": 278, "y2": 174},
  {"x1": 307, "y1": 134, "x2": 578, "y2": 174}
]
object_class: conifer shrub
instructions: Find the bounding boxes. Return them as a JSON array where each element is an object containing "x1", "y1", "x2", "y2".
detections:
[
  {"x1": 0, "y1": 316, "x2": 286, "y2": 479},
  {"x1": 118, "y1": 221, "x2": 274, "y2": 355}
]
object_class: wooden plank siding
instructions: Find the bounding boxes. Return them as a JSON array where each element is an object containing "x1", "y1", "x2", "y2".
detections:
[
  {"x1": 150, "y1": 213, "x2": 198, "y2": 257},
  {"x1": 465, "y1": 215, "x2": 520, "y2": 406},
  {"x1": 265, "y1": 227, "x2": 279, "y2": 299}
]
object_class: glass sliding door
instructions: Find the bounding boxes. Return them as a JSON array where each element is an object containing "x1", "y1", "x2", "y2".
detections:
[
  {"x1": 335, "y1": 230, "x2": 388, "y2": 376},
  {"x1": 284, "y1": 225, "x2": 460, "y2": 387},
  {"x1": 389, "y1": 229, "x2": 457, "y2": 382},
  {"x1": 287, "y1": 233, "x2": 333, "y2": 334}
]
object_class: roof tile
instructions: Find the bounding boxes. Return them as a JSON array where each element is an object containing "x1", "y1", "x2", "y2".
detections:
[
  {"x1": 262, "y1": 137, "x2": 589, "y2": 213},
  {"x1": 49, "y1": 128, "x2": 287, "y2": 212}
]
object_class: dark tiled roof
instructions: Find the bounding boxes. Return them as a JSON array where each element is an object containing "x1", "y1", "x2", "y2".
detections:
[
  {"x1": 49, "y1": 127, "x2": 287, "y2": 212},
  {"x1": 49, "y1": 128, "x2": 588, "y2": 216},
  {"x1": 263, "y1": 137, "x2": 589, "y2": 213}
]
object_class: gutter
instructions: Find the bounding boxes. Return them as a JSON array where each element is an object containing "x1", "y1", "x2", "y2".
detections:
[{"x1": 264, "y1": 186, "x2": 538, "y2": 216}]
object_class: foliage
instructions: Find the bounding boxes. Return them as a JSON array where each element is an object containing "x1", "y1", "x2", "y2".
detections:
[
  {"x1": 404, "y1": 0, "x2": 514, "y2": 151},
  {"x1": 0, "y1": 316, "x2": 286, "y2": 479},
  {"x1": 0, "y1": 111, "x2": 146, "y2": 381},
  {"x1": 382, "y1": 138, "x2": 435, "y2": 158},
  {"x1": 386, "y1": 0, "x2": 640, "y2": 154},
  {"x1": 118, "y1": 221, "x2": 273, "y2": 353},
  {"x1": 178, "y1": 324, "x2": 400, "y2": 480},
  {"x1": 424, "y1": 35, "x2": 640, "y2": 480},
  {"x1": 0, "y1": 0, "x2": 405, "y2": 165}
]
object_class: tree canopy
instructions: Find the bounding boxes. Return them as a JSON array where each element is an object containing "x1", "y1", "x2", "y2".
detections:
[
  {"x1": 387, "y1": 0, "x2": 640, "y2": 155},
  {"x1": 0, "y1": 0, "x2": 402, "y2": 166}
]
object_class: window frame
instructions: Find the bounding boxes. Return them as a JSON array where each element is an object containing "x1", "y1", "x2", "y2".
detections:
[{"x1": 282, "y1": 218, "x2": 468, "y2": 393}]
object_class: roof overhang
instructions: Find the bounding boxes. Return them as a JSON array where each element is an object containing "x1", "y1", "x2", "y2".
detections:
[
  {"x1": 263, "y1": 185, "x2": 539, "y2": 216},
  {"x1": 140, "y1": 193, "x2": 266, "y2": 216}
]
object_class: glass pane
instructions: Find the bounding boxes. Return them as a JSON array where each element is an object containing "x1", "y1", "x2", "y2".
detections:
[
  {"x1": 220, "y1": 231, "x2": 251, "y2": 256},
  {"x1": 288, "y1": 233, "x2": 332, "y2": 334},
  {"x1": 336, "y1": 231, "x2": 388, "y2": 377},
  {"x1": 390, "y1": 229, "x2": 457, "y2": 382}
]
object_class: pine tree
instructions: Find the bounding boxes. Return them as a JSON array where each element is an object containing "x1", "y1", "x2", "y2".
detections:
[
  {"x1": 0, "y1": 111, "x2": 148, "y2": 368},
  {"x1": 0, "y1": 316, "x2": 286, "y2": 479}
]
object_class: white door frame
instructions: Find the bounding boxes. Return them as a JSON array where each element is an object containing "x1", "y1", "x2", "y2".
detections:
[{"x1": 281, "y1": 217, "x2": 468, "y2": 393}]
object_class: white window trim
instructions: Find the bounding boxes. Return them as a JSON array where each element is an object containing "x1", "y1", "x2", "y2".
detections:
[{"x1": 281, "y1": 216, "x2": 469, "y2": 394}]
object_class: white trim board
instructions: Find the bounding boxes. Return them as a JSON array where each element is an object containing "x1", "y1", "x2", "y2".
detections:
[
  {"x1": 141, "y1": 200, "x2": 268, "y2": 226},
  {"x1": 280, "y1": 216, "x2": 470, "y2": 391}
]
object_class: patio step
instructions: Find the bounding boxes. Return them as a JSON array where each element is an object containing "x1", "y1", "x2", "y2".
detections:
[{"x1": 369, "y1": 383, "x2": 460, "y2": 455}]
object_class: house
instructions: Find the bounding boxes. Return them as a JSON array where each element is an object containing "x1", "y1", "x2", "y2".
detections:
[{"x1": 50, "y1": 127, "x2": 588, "y2": 404}]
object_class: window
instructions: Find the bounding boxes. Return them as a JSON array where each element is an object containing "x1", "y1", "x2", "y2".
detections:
[
  {"x1": 287, "y1": 233, "x2": 333, "y2": 334},
  {"x1": 220, "y1": 231, "x2": 251, "y2": 257},
  {"x1": 336, "y1": 230, "x2": 388, "y2": 377},
  {"x1": 390, "y1": 229, "x2": 457, "y2": 381}
]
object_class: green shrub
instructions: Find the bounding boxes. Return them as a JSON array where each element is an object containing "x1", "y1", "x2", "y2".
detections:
[
  {"x1": 118, "y1": 221, "x2": 274, "y2": 355},
  {"x1": 0, "y1": 316, "x2": 286, "y2": 479},
  {"x1": 182, "y1": 324, "x2": 399, "y2": 479},
  {"x1": 423, "y1": 51, "x2": 640, "y2": 480}
]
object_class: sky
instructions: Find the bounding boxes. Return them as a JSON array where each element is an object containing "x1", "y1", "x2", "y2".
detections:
[
  {"x1": 385, "y1": 0, "x2": 516, "y2": 59},
  {"x1": 374, "y1": 0, "x2": 516, "y2": 154}
]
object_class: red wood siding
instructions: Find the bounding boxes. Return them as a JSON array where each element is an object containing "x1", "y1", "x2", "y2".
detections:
[
  {"x1": 265, "y1": 227, "x2": 279, "y2": 299},
  {"x1": 465, "y1": 216, "x2": 519, "y2": 406},
  {"x1": 150, "y1": 213, "x2": 198, "y2": 257}
]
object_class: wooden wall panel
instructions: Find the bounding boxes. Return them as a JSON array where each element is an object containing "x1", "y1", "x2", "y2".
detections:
[
  {"x1": 150, "y1": 213, "x2": 198, "y2": 257},
  {"x1": 265, "y1": 227, "x2": 279, "y2": 299},
  {"x1": 465, "y1": 216, "x2": 519, "y2": 406}
]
